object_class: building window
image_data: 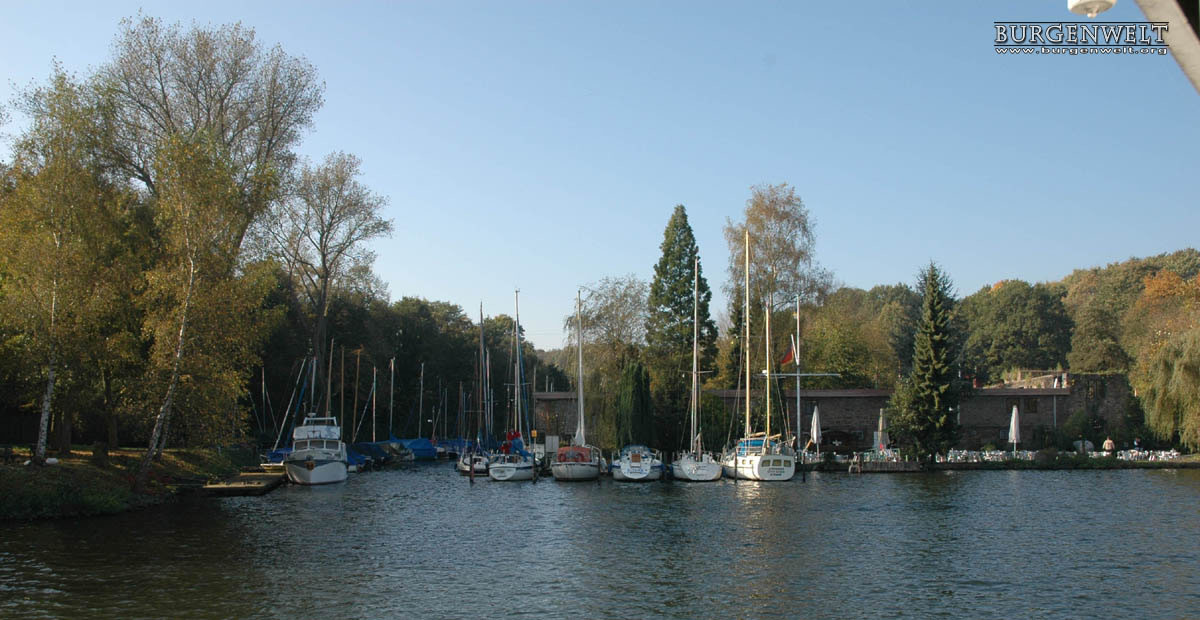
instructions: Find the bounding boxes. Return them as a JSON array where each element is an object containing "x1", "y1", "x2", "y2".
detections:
[{"x1": 1024, "y1": 398, "x2": 1039, "y2": 414}]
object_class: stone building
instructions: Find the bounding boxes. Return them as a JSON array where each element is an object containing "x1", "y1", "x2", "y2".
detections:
[{"x1": 531, "y1": 373, "x2": 1131, "y2": 452}]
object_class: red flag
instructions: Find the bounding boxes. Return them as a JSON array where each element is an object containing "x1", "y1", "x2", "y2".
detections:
[{"x1": 779, "y1": 340, "x2": 796, "y2": 366}]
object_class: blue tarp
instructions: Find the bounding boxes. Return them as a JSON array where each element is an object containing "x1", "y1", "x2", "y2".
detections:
[
  {"x1": 397, "y1": 438, "x2": 437, "y2": 460},
  {"x1": 263, "y1": 448, "x2": 292, "y2": 463}
]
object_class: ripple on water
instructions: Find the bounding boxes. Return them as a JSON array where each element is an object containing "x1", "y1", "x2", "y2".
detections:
[{"x1": 1, "y1": 467, "x2": 1198, "y2": 618}]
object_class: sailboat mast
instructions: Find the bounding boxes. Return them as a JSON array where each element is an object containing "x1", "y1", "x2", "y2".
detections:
[
  {"x1": 389, "y1": 357, "x2": 394, "y2": 438},
  {"x1": 575, "y1": 290, "x2": 586, "y2": 447},
  {"x1": 691, "y1": 255, "x2": 700, "y2": 456},
  {"x1": 325, "y1": 338, "x2": 334, "y2": 416},
  {"x1": 765, "y1": 293, "x2": 772, "y2": 454},
  {"x1": 418, "y1": 362, "x2": 425, "y2": 439},
  {"x1": 514, "y1": 289, "x2": 524, "y2": 442},
  {"x1": 743, "y1": 229, "x2": 751, "y2": 438},
  {"x1": 795, "y1": 296, "x2": 801, "y2": 447}
]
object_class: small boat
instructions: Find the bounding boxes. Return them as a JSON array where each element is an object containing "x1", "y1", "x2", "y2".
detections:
[
  {"x1": 671, "y1": 255, "x2": 722, "y2": 482},
  {"x1": 551, "y1": 292, "x2": 602, "y2": 482},
  {"x1": 284, "y1": 415, "x2": 348, "y2": 485},
  {"x1": 457, "y1": 450, "x2": 489, "y2": 475},
  {"x1": 612, "y1": 444, "x2": 664, "y2": 482},
  {"x1": 488, "y1": 452, "x2": 535, "y2": 481}
]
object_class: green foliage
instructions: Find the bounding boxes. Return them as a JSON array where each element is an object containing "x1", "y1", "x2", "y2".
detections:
[
  {"x1": 960, "y1": 280, "x2": 1072, "y2": 384},
  {"x1": 644, "y1": 206, "x2": 717, "y2": 452},
  {"x1": 616, "y1": 361, "x2": 653, "y2": 446},
  {"x1": 1138, "y1": 329, "x2": 1200, "y2": 450},
  {"x1": 889, "y1": 263, "x2": 964, "y2": 460}
]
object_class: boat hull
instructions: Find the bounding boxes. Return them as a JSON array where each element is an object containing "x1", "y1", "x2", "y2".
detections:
[
  {"x1": 612, "y1": 461, "x2": 663, "y2": 482},
  {"x1": 551, "y1": 461, "x2": 601, "y2": 481},
  {"x1": 488, "y1": 463, "x2": 534, "y2": 481},
  {"x1": 671, "y1": 455, "x2": 723, "y2": 481},
  {"x1": 720, "y1": 453, "x2": 795, "y2": 481},
  {"x1": 285, "y1": 459, "x2": 348, "y2": 485}
]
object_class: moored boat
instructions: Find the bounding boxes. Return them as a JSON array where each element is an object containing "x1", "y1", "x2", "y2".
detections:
[
  {"x1": 612, "y1": 444, "x2": 664, "y2": 481},
  {"x1": 671, "y1": 255, "x2": 722, "y2": 482},
  {"x1": 551, "y1": 292, "x2": 602, "y2": 482},
  {"x1": 284, "y1": 415, "x2": 348, "y2": 485}
]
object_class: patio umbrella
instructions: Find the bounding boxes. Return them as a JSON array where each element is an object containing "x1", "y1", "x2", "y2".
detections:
[
  {"x1": 1008, "y1": 405, "x2": 1020, "y2": 454},
  {"x1": 875, "y1": 408, "x2": 889, "y2": 452},
  {"x1": 811, "y1": 405, "x2": 822, "y2": 456}
]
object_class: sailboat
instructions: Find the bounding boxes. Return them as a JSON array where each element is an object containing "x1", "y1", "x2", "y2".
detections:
[
  {"x1": 611, "y1": 444, "x2": 664, "y2": 482},
  {"x1": 551, "y1": 291, "x2": 602, "y2": 481},
  {"x1": 488, "y1": 291, "x2": 537, "y2": 482},
  {"x1": 671, "y1": 256, "x2": 722, "y2": 482},
  {"x1": 720, "y1": 231, "x2": 796, "y2": 481},
  {"x1": 458, "y1": 306, "x2": 492, "y2": 476}
]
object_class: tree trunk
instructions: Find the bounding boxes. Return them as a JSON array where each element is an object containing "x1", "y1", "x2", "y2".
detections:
[
  {"x1": 103, "y1": 369, "x2": 119, "y2": 448},
  {"x1": 35, "y1": 350, "x2": 56, "y2": 464},
  {"x1": 55, "y1": 405, "x2": 72, "y2": 455},
  {"x1": 135, "y1": 258, "x2": 195, "y2": 491}
]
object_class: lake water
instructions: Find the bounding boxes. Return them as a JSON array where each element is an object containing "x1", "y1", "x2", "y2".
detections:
[{"x1": 3, "y1": 466, "x2": 1199, "y2": 618}]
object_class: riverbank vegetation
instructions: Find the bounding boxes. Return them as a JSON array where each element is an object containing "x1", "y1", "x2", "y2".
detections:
[
  {"x1": 1, "y1": 13, "x2": 1197, "y2": 485},
  {"x1": 0, "y1": 445, "x2": 254, "y2": 520}
]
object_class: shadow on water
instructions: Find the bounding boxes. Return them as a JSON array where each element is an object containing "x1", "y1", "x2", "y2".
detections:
[{"x1": 2, "y1": 465, "x2": 1198, "y2": 618}]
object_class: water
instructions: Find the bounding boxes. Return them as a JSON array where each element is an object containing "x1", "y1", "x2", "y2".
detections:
[{"x1": 3, "y1": 466, "x2": 1199, "y2": 618}]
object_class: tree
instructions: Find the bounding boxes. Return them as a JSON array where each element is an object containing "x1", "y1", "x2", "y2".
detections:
[
  {"x1": 960, "y1": 280, "x2": 1072, "y2": 384},
  {"x1": 0, "y1": 71, "x2": 123, "y2": 462},
  {"x1": 644, "y1": 206, "x2": 717, "y2": 452},
  {"x1": 616, "y1": 361, "x2": 653, "y2": 447},
  {"x1": 259, "y1": 152, "x2": 392, "y2": 398},
  {"x1": 722, "y1": 183, "x2": 831, "y2": 393},
  {"x1": 562, "y1": 275, "x2": 649, "y2": 451},
  {"x1": 723, "y1": 183, "x2": 831, "y2": 307},
  {"x1": 1123, "y1": 271, "x2": 1200, "y2": 449},
  {"x1": 94, "y1": 15, "x2": 324, "y2": 250},
  {"x1": 135, "y1": 134, "x2": 276, "y2": 489},
  {"x1": 890, "y1": 263, "x2": 964, "y2": 461}
]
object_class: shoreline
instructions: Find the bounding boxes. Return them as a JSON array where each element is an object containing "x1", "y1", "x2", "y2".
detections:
[{"x1": 0, "y1": 445, "x2": 256, "y2": 521}]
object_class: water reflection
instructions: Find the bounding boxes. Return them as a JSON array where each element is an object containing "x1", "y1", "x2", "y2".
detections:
[{"x1": 2, "y1": 467, "x2": 1198, "y2": 618}]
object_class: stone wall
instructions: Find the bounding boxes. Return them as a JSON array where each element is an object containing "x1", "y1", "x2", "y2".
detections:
[{"x1": 531, "y1": 373, "x2": 1132, "y2": 452}]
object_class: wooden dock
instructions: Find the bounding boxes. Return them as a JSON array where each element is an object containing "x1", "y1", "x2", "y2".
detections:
[{"x1": 202, "y1": 471, "x2": 286, "y2": 497}]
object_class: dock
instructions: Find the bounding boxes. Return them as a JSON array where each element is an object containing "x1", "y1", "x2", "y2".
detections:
[{"x1": 201, "y1": 471, "x2": 286, "y2": 497}]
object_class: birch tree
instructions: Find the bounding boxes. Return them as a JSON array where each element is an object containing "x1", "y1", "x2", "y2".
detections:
[
  {"x1": 134, "y1": 135, "x2": 256, "y2": 489},
  {"x1": 0, "y1": 73, "x2": 116, "y2": 462}
]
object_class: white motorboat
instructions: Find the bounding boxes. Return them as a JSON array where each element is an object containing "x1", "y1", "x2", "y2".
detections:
[
  {"x1": 284, "y1": 415, "x2": 348, "y2": 485},
  {"x1": 551, "y1": 291, "x2": 602, "y2": 482},
  {"x1": 612, "y1": 444, "x2": 664, "y2": 481},
  {"x1": 671, "y1": 255, "x2": 722, "y2": 482}
]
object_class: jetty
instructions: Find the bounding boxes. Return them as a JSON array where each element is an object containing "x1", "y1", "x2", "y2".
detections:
[{"x1": 202, "y1": 470, "x2": 286, "y2": 497}]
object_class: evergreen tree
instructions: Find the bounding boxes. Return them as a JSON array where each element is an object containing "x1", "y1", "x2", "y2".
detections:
[
  {"x1": 890, "y1": 263, "x2": 964, "y2": 461},
  {"x1": 616, "y1": 361, "x2": 654, "y2": 446},
  {"x1": 644, "y1": 206, "x2": 717, "y2": 452}
]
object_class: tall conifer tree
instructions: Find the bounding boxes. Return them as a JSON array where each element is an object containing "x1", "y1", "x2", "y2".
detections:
[
  {"x1": 645, "y1": 206, "x2": 717, "y2": 452},
  {"x1": 890, "y1": 263, "x2": 963, "y2": 461}
]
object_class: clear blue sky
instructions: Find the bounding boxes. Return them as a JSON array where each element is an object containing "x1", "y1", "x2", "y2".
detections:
[{"x1": 3, "y1": 1, "x2": 1196, "y2": 350}]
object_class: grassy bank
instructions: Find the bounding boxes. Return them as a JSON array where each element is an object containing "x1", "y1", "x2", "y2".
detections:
[{"x1": 0, "y1": 445, "x2": 257, "y2": 520}]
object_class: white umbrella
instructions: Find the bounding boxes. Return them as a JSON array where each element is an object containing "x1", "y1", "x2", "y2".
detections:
[
  {"x1": 1008, "y1": 405, "x2": 1020, "y2": 454},
  {"x1": 811, "y1": 405, "x2": 822, "y2": 455}
]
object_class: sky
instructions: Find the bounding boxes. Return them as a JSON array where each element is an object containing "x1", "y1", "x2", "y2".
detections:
[{"x1": 2, "y1": 1, "x2": 1197, "y2": 350}]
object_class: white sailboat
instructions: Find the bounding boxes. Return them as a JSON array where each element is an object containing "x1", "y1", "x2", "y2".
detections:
[
  {"x1": 551, "y1": 291, "x2": 602, "y2": 481},
  {"x1": 671, "y1": 255, "x2": 722, "y2": 482},
  {"x1": 489, "y1": 291, "x2": 536, "y2": 482},
  {"x1": 612, "y1": 444, "x2": 664, "y2": 481},
  {"x1": 284, "y1": 415, "x2": 349, "y2": 485},
  {"x1": 720, "y1": 230, "x2": 795, "y2": 481}
]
